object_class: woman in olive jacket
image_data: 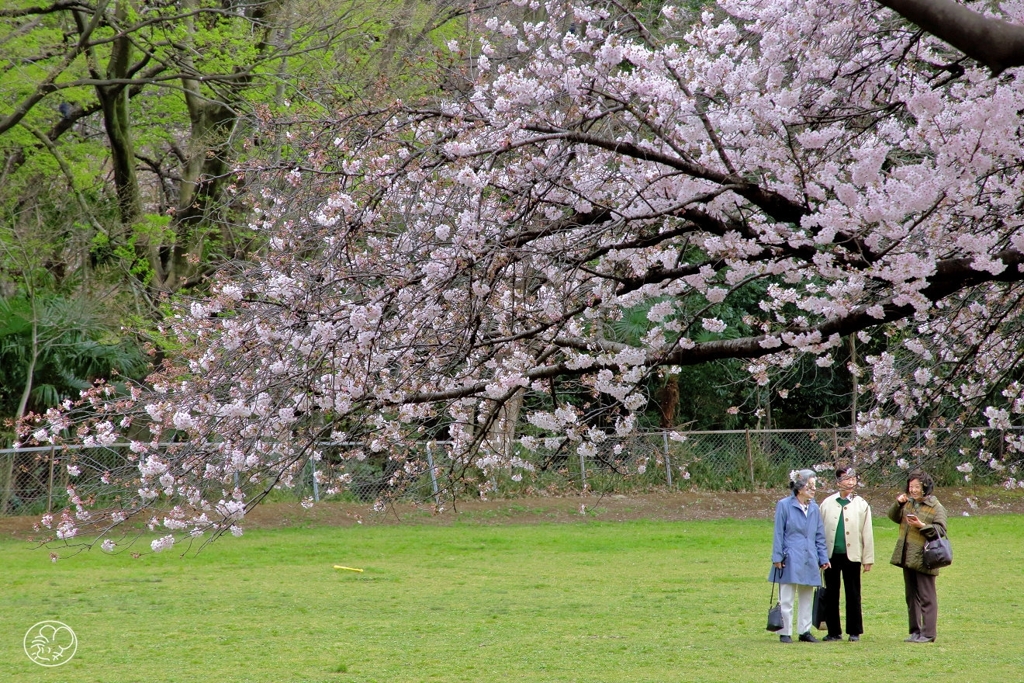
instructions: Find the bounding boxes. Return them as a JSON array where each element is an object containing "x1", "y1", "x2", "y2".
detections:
[{"x1": 887, "y1": 469, "x2": 947, "y2": 644}]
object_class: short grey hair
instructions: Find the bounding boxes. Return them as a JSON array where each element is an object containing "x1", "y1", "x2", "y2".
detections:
[{"x1": 789, "y1": 469, "x2": 817, "y2": 494}]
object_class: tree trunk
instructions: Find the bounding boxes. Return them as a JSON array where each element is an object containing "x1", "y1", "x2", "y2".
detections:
[
  {"x1": 96, "y1": 0, "x2": 141, "y2": 235},
  {"x1": 657, "y1": 376, "x2": 679, "y2": 428},
  {"x1": 153, "y1": 95, "x2": 235, "y2": 292},
  {"x1": 487, "y1": 388, "x2": 525, "y2": 460},
  {"x1": 2, "y1": 316, "x2": 38, "y2": 514},
  {"x1": 150, "y1": 0, "x2": 252, "y2": 292},
  {"x1": 875, "y1": 0, "x2": 1024, "y2": 75}
]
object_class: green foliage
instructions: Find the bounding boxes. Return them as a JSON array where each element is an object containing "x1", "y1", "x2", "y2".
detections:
[
  {"x1": 0, "y1": 294, "x2": 149, "y2": 424},
  {"x1": 601, "y1": 270, "x2": 859, "y2": 431},
  {"x1": 0, "y1": 0, "x2": 468, "y2": 318}
]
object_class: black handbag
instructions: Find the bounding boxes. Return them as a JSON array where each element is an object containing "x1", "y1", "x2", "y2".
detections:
[
  {"x1": 766, "y1": 567, "x2": 784, "y2": 632},
  {"x1": 923, "y1": 527, "x2": 953, "y2": 569},
  {"x1": 811, "y1": 581, "x2": 828, "y2": 630}
]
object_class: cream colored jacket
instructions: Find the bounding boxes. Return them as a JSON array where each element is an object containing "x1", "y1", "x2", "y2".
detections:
[{"x1": 820, "y1": 492, "x2": 875, "y2": 565}]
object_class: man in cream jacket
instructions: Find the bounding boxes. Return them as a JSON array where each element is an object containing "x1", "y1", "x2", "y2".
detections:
[{"x1": 820, "y1": 467, "x2": 874, "y2": 642}]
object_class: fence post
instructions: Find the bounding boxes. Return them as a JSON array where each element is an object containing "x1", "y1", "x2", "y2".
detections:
[
  {"x1": 47, "y1": 445, "x2": 56, "y2": 514},
  {"x1": 311, "y1": 459, "x2": 320, "y2": 502},
  {"x1": 579, "y1": 451, "x2": 587, "y2": 490},
  {"x1": 426, "y1": 442, "x2": 441, "y2": 506},
  {"x1": 0, "y1": 450, "x2": 13, "y2": 516},
  {"x1": 662, "y1": 431, "x2": 672, "y2": 487},
  {"x1": 746, "y1": 429, "x2": 755, "y2": 488}
]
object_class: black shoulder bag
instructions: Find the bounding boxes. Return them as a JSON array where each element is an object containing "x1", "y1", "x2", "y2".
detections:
[{"x1": 923, "y1": 526, "x2": 953, "y2": 569}]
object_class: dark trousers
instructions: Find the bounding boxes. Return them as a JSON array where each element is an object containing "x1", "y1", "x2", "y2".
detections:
[
  {"x1": 824, "y1": 552, "x2": 863, "y2": 637},
  {"x1": 903, "y1": 568, "x2": 938, "y2": 639}
]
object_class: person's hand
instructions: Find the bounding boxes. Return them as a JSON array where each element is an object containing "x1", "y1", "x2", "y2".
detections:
[
  {"x1": 863, "y1": 564, "x2": 873, "y2": 573},
  {"x1": 774, "y1": 562, "x2": 784, "y2": 569},
  {"x1": 897, "y1": 493, "x2": 908, "y2": 504},
  {"x1": 906, "y1": 514, "x2": 925, "y2": 529},
  {"x1": 821, "y1": 563, "x2": 831, "y2": 570}
]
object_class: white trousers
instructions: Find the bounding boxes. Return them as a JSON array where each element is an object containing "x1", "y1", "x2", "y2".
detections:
[{"x1": 779, "y1": 583, "x2": 814, "y2": 636}]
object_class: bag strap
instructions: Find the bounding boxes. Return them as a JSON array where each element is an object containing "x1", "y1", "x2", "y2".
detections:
[{"x1": 769, "y1": 566, "x2": 780, "y2": 605}]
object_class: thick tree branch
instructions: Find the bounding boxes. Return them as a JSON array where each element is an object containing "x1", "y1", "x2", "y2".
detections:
[
  {"x1": 0, "y1": 1, "x2": 88, "y2": 18},
  {"x1": 664, "y1": 249, "x2": 1024, "y2": 366},
  {"x1": 875, "y1": 0, "x2": 1024, "y2": 75},
  {"x1": 385, "y1": 251, "x2": 1024, "y2": 406},
  {"x1": 525, "y1": 124, "x2": 810, "y2": 224},
  {"x1": 0, "y1": 0, "x2": 110, "y2": 136}
]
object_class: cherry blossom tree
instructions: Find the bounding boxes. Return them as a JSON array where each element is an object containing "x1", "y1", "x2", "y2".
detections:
[{"x1": 23, "y1": 0, "x2": 1024, "y2": 551}]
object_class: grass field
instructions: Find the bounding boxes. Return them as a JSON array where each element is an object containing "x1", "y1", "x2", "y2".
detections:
[{"x1": 1, "y1": 514, "x2": 1022, "y2": 682}]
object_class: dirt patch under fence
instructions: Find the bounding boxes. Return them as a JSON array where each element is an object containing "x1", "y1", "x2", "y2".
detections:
[
  {"x1": 2, "y1": 486, "x2": 1021, "y2": 539},
  {"x1": 237, "y1": 486, "x2": 1024, "y2": 528}
]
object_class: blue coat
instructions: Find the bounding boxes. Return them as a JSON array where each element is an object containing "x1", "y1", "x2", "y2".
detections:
[{"x1": 767, "y1": 495, "x2": 828, "y2": 586}]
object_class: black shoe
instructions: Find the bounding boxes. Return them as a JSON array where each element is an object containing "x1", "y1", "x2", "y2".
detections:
[
  {"x1": 904, "y1": 634, "x2": 921, "y2": 642},
  {"x1": 798, "y1": 632, "x2": 819, "y2": 643},
  {"x1": 822, "y1": 635, "x2": 843, "y2": 642},
  {"x1": 911, "y1": 635, "x2": 935, "y2": 643},
  {"x1": 848, "y1": 635, "x2": 860, "y2": 642},
  {"x1": 779, "y1": 635, "x2": 793, "y2": 643}
]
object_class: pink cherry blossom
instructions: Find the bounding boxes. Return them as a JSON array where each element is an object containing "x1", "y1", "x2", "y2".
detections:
[{"x1": 22, "y1": 0, "x2": 1024, "y2": 546}]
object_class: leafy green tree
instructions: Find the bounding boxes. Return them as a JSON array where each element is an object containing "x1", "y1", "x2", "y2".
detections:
[
  {"x1": 0, "y1": 294, "x2": 147, "y2": 420},
  {"x1": 0, "y1": 225, "x2": 149, "y2": 432},
  {"x1": 0, "y1": 227, "x2": 148, "y2": 512},
  {"x1": 0, "y1": 290, "x2": 149, "y2": 514},
  {"x1": 0, "y1": 0, "x2": 471, "y2": 311}
]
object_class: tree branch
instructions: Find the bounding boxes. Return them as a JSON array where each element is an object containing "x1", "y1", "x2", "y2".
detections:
[
  {"x1": 524, "y1": 125, "x2": 810, "y2": 224},
  {"x1": 664, "y1": 249, "x2": 1024, "y2": 366},
  {"x1": 21, "y1": 123, "x2": 108, "y2": 236},
  {"x1": 875, "y1": 0, "x2": 1024, "y2": 75},
  {"x1": 0, "y1": 0, "x2": 111, "y2": 136},
  {"x1": 384, "y1": 251, "x2": 1024, "y2": 407},
  {"x1": 0, "y1": 1, "x2": 89, "y2": 18}
]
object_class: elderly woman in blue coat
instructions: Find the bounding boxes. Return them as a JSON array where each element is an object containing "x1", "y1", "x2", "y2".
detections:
[{"x1": 769, "y1": 469, "x2": 831, "y2": 643}]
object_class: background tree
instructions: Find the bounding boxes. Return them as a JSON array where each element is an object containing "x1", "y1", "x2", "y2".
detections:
[
  {"x1": 0, "y1": 0, "x2": 472, "y2": 310},
  {"x1": 0, "y1": 221, "x2": 147, "y2": 513}
]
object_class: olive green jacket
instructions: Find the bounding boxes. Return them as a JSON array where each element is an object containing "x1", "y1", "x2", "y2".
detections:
[{"x1": 887, "y1": 495, "x2": 947, "y2": 576}]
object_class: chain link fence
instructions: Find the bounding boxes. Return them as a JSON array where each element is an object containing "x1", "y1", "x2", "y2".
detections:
[
  {"x1": 2, "y1": 427, "x2": 1021, "y2": 516},
  {"x1": 476, "y1": 427, "x2": 1023, "y2": 498}
]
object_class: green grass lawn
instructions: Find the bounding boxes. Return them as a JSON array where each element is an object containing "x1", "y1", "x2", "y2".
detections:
[{"x1": 1, "y1": 514, "x2": 1021, "y2": 682}]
